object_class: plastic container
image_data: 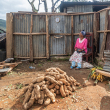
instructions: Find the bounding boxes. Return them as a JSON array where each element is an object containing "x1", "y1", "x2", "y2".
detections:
[{"x1": 29, "y1": 66, "x2": 35, "y2": 69}]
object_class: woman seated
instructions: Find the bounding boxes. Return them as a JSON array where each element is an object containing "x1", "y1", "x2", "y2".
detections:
[{"x1": 69, "y1": 30, "x2": 87, "y2": 70}]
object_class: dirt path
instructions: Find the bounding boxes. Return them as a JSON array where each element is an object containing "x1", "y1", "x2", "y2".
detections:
[{"x1": 0, "y1": 61, "x2": 110, "y2": 110}]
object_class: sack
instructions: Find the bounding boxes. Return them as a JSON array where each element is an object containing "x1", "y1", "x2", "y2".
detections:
[{"x1": 82, "y1": 61, "x2": 94, "y2": 68}]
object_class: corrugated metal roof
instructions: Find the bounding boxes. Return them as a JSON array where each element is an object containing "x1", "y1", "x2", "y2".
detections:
[{"x1": 60, "y1": 1, "x2": 110, "y2": 12}]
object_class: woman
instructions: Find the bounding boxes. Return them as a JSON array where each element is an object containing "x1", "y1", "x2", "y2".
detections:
[{"x1": 69, "y1": 30, "x2": 87, "y2": 70}]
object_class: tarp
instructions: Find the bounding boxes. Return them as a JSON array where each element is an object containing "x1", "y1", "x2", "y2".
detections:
[{"x1": 0, "y1": 33, "x2": 6, "y2": 42}]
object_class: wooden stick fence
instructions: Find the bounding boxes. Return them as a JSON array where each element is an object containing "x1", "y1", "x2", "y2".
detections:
[{"x1": 7, "y1": 11, "x2": 107, "y2": 61}]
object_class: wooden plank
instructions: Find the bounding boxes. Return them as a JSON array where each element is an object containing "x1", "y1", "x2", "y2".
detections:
[
  {"x1": 13, "y1": 12, "x2": 95, "y2": 16},
  {"x1": 104, "y1": 58, "x2": 110, "y2": 60},
  {"x1": 74, "y1": 32, "x2": 93, "y2": 36},
  {"x1": 64, "y1": 16, "x2": 67, "y2": 55},
  {"x1": 71, "y1": 16, "x2": 74, "y2": 54},
  {"x1": 50, "y1": 33, "x2": 71, "y2": 36},
  {"x1": 99, "y1": 10, "x2": 109, "y2": 59},
  {"x1": 104, "y1": 50, "x2": 110, "y2": 52},
  {"x1": 94, "y1": 13, "x2": 97, "y2": 53},
  {"x1": 97, "y1": 7, "x2": 110, "y2": 13},
  {"x1": 51, "y1": 54, "x2": 70, "y2": 56},
  {"x1": 46, "y1": 15, "x2": 49, "y2": 59},
  {"x1": 29, "y1": 14, "x2": 33, "y2": 61},
  {"x1": 14, "y1": 57, "x2": 47, "y2": 59},
  {"x1": 6, "y1": 13, "x2": 13, "y2": 58},
  {"x1": 103, "y1": 69, "x2": 110, "y2": 72},
  {"x1": 13, "y1": 33, "x2": 46, "y2": 35},
  {"x1": 103, "y1": 66, "x2": 110, "y2": 69},
  {"x1": 97, "y1": 30, "x2": 110, "y2": 33},
  {"x1": 96, "y1": 69, "x2": 110, "y2": 77},
  {"x1": 104, "y1": 62, "x2": 110, "y2": 66},
  {"x1": 0, "y1": 62, "x2": 22, "y2": 69},
  {"x1": 96, "y1": 13, "x2": 100, "y2": 53}
]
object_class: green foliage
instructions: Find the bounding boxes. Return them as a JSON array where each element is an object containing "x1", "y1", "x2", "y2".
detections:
[
  {"x1": 16, "y1": 83, "x2": 23, "y2": 89},
  {"x1": 0, "y1": 19, "x2": 6, "y2": 31}
]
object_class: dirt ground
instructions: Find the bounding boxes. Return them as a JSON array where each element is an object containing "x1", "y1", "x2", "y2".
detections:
[{"x1": 0, "y1": 60, "x2": 110, "y2": 110}]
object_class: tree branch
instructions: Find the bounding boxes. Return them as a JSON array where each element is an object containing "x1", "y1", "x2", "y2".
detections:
[
  {"x1": 54, "y1": 4, "x2": 60, "y2": 12},
  {"x1": 27, "y1": 0, "x2": 40, "y2": 12},
  {"x1": 38, "y1": 0, "x2": 41, "y2": 11},
  {"x1": 53, "y1": 0, "x2": 60, "y2": 7},
  {"x1": 51, "y1": 0, "x2": 54, "y2": 12}
]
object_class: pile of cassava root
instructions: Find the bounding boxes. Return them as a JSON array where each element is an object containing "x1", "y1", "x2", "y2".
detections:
[{"x1": 22, "y1": 67, "x2": 80, "y2": 110}]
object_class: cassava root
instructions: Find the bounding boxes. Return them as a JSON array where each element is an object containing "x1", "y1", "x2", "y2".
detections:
[{"x1": 23, "y1": 67, "x2": 80, "y2": 109}]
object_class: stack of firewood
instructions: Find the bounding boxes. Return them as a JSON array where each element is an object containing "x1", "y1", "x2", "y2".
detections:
[{"x1": 22, "y1": 67, "x2": 80, "y2": 110}]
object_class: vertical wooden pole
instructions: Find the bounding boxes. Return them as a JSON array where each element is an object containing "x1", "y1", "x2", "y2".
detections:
[
  {"x1": 100, "y1": 10, "x2": 108, "y2": 59},
  {"x1": 46, "y1": 15, "x2": 49, "y2": 59},
  {"x1": 71, "y1": 15, "x2": 74, "y2": 54},
  {"x1": 96, "y1": 13, "x2": 100, "y2": 53},
  {"x1": 30, "y1": 14, "x2": 33, "y2": 61},
  {"x1": 94, "y1": 12, "x2": 96, "y2": 49},
  {"x1": 6, "y1": 13, "x2": 13, "y2": 58},
  {"x1": 65, "y1": 16, "x2": 67, "y2": 55}
]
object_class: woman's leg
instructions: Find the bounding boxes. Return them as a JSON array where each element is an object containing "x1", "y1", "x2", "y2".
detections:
[
  {"x1": 77, "y1": 63, "x2": 81, "y2": 68},
  {"x1": 70, "y1": 61, "x2": 76, "y2": 69},
  {"x1": 72, "y1": 61, "x2": 76, "y2": 67}
]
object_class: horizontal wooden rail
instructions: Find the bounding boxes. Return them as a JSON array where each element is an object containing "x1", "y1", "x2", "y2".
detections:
[
  {"x1": 97, "y1": 8, "x2": 110, "y2": 13},
  {"x1": 50, "y1": 33, "x2": 71, "y2": 36},
  {"x1": 13, "y1": 33, "x2": 46, "y2": 35},
  {"x1": 97, "y1": 30, "x2": 110, "y2": 33},
  {"x1": 74, "y1": 32, "x2": 93, "y2": 36},
  {"x1": 51, "y1": 54, "x2": 70, "y2": 56},
  {"x1": 14, "y1": 57, "x2": 47, "y2": 59},
  {"x1": 13, "y1": 12, "x2": 95, "y2": 16},
  {"x1": 13, "y1": 32, "x2": 93, "y2": 36}
]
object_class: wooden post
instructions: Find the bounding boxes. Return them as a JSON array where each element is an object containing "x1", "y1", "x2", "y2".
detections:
[
  {"x1": 46, "y1": 15, "x2": 49, "y2": 59},
  {"x1": 96, "y1": 13, "x2": 100, "y2": 53},
  {"x1": 94, "y1": 13, "x2": 97, "y2": 51},
  {"x1": 99, "y1": 10, "x2": 108, "y2": 59},
  {"x1": 71, "y1": 16, "x2": 74, "y2": 54},
  {"x1": 30, "y1": 14, "x2": 33, "y2": 61},
  {"x1": 6, "y1": 13, "x2": 13, "y2": 58}
]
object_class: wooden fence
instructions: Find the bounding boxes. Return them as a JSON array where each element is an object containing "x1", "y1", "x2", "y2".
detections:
[{"x1": 7, "y1": 11, "x2": 107, "y2": 61}]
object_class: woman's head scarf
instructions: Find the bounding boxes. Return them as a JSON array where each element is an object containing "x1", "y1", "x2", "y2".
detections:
[{"x1": 81, "y1": 30, "x2": 86, "y2": 37}]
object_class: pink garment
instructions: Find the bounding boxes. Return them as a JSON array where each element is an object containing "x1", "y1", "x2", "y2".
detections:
[{"x1": 75, "y1": 38, "x2": 88, "y2": 53}]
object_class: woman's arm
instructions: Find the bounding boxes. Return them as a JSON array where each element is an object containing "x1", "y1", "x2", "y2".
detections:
[
  {"x1": 74, "y1": 39, "x2": 78, "y2": 50},
  {"x1": 83, "y1": 39, "x2": 88, "y2": 50}
]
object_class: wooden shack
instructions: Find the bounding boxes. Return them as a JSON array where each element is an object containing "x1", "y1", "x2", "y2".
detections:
[{"x1": 60, "y1": 1, "x2": 110, "y2": 13}]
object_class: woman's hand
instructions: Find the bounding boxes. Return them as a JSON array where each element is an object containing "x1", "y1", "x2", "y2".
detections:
[
  {"x1": 78, "y1": 49, "x2": 82, "y2": 52},
  {"x1": 75, "y1": 48, "x2": 77, "y2": 51}
]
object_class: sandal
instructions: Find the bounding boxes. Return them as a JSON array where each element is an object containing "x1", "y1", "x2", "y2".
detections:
[
  {"x1": 75, "y1": 67, "x2": 81, "y2": 70},
  {"x1": 70, "y1": 66, "x2": 74, "y2": 70}
]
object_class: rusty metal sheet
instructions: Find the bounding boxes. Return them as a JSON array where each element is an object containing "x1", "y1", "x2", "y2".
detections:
[
  {"x1": 73, "y1": 14, "x2": 93, "y2": 50},
  {"x1": 67, "y1": 5, "x2": 92, "y2": 13},
  {"x1": 13, "y1": 14, "x2": 31, "y2": 57},
  {"x1": 99, "y1": 10, "x2": 106, "y2": 52},
  {"x1": 74, "y1": 14, "x2": 93, "y2": 33},
  {"x1": 33, "y1": 15, "x2": 46, "y2": 33},
  {"x1": 33, "y1": 35, "x2": 46, "y2": 57},
  {"x1": 49, "y1": 15, "x2": 71, "y2": 55}
]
